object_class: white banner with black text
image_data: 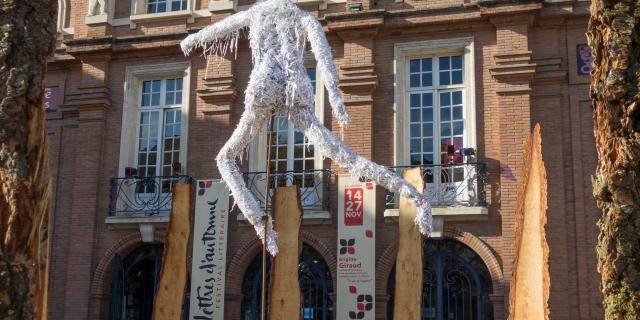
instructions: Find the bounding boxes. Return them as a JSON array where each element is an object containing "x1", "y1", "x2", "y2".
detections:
[{"x1": 189, "y1": 180, "x2": 229, "y2": 320}]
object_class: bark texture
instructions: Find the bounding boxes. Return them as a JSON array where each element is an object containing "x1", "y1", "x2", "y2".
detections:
[
  {"x1": 588, "y1": 0, "x2": 640, "y2": 318},
  {"x1": 0, "y1": 0, "x2": 56, "y2": 319}
]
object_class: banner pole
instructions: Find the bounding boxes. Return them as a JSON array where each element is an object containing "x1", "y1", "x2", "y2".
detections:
[{"x1": 261, "y1": 111, "x2": 276, "y2": 320}]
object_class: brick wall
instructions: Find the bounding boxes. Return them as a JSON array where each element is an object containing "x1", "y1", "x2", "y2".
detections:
[{"x1": 47, "y1": 0, "x2": 602, "y2": 319}]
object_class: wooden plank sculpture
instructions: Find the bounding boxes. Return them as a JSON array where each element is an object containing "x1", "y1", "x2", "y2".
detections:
[
  {"x1": 508, "y1": 124, "x2": 550, "y2": 320},
  {"x1": 268, "y1": 186, "x2": 303, "y2": 320},
  {"x1": 152, "y1": 182, "x2": 193, "y2": 320},
  {"x1": 394, "y1": 167, "x2": 425, "y2": 320}
]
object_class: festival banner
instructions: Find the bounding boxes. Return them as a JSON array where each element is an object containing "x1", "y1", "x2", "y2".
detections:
[
  {"x1": 190, "y1": 180, "x2": 230, "y2": 320},
  {"x1": 337, "y1": 175, "x2": 376, "y2": 320}
]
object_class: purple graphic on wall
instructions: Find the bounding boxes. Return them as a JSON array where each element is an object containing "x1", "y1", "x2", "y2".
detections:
[
  {"x1": 577, "y1": 44, "x2": 593, "y2": 76},
  {"x1": 44, "y1": 86, "x2": 59, "y2": 112}
]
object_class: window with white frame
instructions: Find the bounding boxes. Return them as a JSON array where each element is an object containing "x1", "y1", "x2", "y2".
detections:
[
  {"x1": 268, "y1": 67, "x2": 317, "y2": 188},
  {"x1": 114, "y1": 62, "x2": 190, "y2": 218},
  {"x1": 136, "y1": 77, "x2": 184, "y2": 192},
  {"x1": 407, "y1": 55, "x2": 465, "y2": 182},
  {"x1": 146, "y1": 0, "x2": 187, "y2": 13},
  {"x1": 129, "y1": 0, "x2": 193, "y2": 18},
  {"x1": 395, "y1": 38, "x2": 476, "y2": 205}
]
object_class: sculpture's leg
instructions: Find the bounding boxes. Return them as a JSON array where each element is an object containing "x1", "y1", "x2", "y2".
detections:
[
  {"x1": 217, "y1": 107, "x2": 279, "y2": 255},
  {"x1": 289, "y1": 106, "x2": 432, "y2": 235}
]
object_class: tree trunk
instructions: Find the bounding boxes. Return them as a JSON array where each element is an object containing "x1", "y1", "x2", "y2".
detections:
[
  {"x1": 0, "y1": 0, "x2": 56, "y2": 319},
  {"x1": 588, "y1": 1, "x2": 640, "y2": 318}
]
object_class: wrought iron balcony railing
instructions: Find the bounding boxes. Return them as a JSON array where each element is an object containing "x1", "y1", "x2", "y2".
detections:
[
  {"x1": 385, "y1": 163, "x2": 487, "y2": 208},
  {"x1": 109, "y1": 175, "x2": 193, "y2": 217},
  {"x1": 243, "y1": 169, "x2": 336, "y2": 211}
]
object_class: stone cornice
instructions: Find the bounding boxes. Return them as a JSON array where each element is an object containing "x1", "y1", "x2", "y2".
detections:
[
  {"x1": 481, "y1": 2, "x2": 543, "y2": 19},
  {"x1": 327, "y1": 11, "x2": 384, "y2": 31},
  {"x1": 324, "y1": 8, "x2": 386, "y2": 22},
  {"x1": 63, "y1": 31, "x2": 187, "y2": 56},
  {"x1": 489, "y1": 12, "x2": 537, "y2": 27},
  {"x1": 56, "y1": 1, "x2": 586, "y2": 56}
]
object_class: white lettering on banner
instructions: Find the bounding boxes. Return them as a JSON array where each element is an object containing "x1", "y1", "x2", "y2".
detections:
[
  {"x1": 337, "y1": 175, "x2": 376, "y2": 320},
  {"x1": 190, "y1": 180, "x2": 229, "y2": 320}
]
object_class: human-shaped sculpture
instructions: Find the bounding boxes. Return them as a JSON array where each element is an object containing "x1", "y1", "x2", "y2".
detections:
[{"x1": 181, "y1": 0, "x2": 431, "y2": 256}]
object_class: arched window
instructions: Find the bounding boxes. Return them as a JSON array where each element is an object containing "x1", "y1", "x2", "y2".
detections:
[
  {"x1": 241, "y1": 244, "x2": 333, "y2": 320},
  {"x1": 109, "y1": 244, "x2": 164, "y2": 320},
  {"x1": 387, "y1": 240, "x2": 493, "y2": 320}
]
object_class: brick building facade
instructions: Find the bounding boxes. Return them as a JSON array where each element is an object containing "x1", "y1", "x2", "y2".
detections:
[{"x1": 45, "y1": 0, "x2": 602, "y2": 318}]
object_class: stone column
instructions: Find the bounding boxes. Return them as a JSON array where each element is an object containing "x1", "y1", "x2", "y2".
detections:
[
  {"x1": 60, "y1": 54, "x2": 112, "y2": 319},
  {"x1": 489, "y1": 14, "x2": 537, "y2": 318}
]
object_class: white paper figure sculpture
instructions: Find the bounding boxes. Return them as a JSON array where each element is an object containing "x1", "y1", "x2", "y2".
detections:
[{"x1": 181, "y1": 0, "x2": 431, "y2": 256}]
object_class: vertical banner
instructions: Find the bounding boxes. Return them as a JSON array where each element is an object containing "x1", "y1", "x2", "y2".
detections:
[
  {"x1": 337, "y1": 175, "x2": 376, "y2": 320},
  {"x1": 44, "y1": 86, "x2": 59, "y2": 112},
  {"x1": 190, "y1": 180, "x2": 230, "y2": 320},
  {"x1": 576, "y1": 44, "x2": 594, "y2": 76}
]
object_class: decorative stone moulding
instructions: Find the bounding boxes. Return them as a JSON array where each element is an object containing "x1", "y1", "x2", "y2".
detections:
[
  {"x1": 338, "y1": 64, "x2": 378, "y2": 92},
  {"x1": 490, "y1": 51, "x2": 536, "y2": 81},
  {"x1": 197, "y1": 75, "x2": 237, "y2": 116}
]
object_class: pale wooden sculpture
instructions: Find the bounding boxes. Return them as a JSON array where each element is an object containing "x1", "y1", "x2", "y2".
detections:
[
  {"x1": 394, "y1": 167, "x2": 424, "y2": 320},
  {"x1": 268, "y1": 186, "x2": 303, "y2": 320},
  {"x1": 508, "y1": 124, "x2": 550, "y2": 320},
  {"x1": 152, "y1": 182, "x2": 193, "y2": 320}
]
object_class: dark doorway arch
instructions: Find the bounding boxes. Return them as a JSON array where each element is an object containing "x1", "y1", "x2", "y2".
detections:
[
  {"x1": 241, "y1": 244, "x2": 333, "y2": 320},
  {"x1": 387, "y1": 240, "x2": 493, "y2": 320},
  {"x1": 109, "y1": 243, "x2": 163, "y2": 320}
]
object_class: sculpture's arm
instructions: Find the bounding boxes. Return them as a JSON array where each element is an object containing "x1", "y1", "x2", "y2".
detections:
[
  {"x1": 181, "y1": 10, "x2": 250, "y2": 55},
  {"x1": 301, "y1": 13, "x2": 350, "y2": 126}
]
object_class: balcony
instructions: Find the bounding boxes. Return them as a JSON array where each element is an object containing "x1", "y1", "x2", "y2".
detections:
[
  {"x1": 107, "y1": 175, "x2": 193, "y2": 229},
  {"x1": 241, "y1": 169, "x2": 336, "y2": 221},
  {"x1": 385, "y1": 162, "x2": 488, "y2": 220}
]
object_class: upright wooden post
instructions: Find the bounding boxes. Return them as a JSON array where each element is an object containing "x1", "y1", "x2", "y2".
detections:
[
  {"x1": 508, "y1": 124, "x2": 549, "y2": 320},
  {"x1": 152, "y1": 182, "x2": 193, "y2": 320},
  {"x1": 393, "y1": 167, "x2": 424, "y2": 320},
  {"x1": 268, "y1": 186, "x2": 303, "y2": 320}
]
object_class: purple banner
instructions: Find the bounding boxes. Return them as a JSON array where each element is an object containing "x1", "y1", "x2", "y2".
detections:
[
  {"x1": 44, "y1": 86, "x2": 59, "y2": 112},
  {"x1": 576, "y1": 44, "x2": 593, "y2": 76}
]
